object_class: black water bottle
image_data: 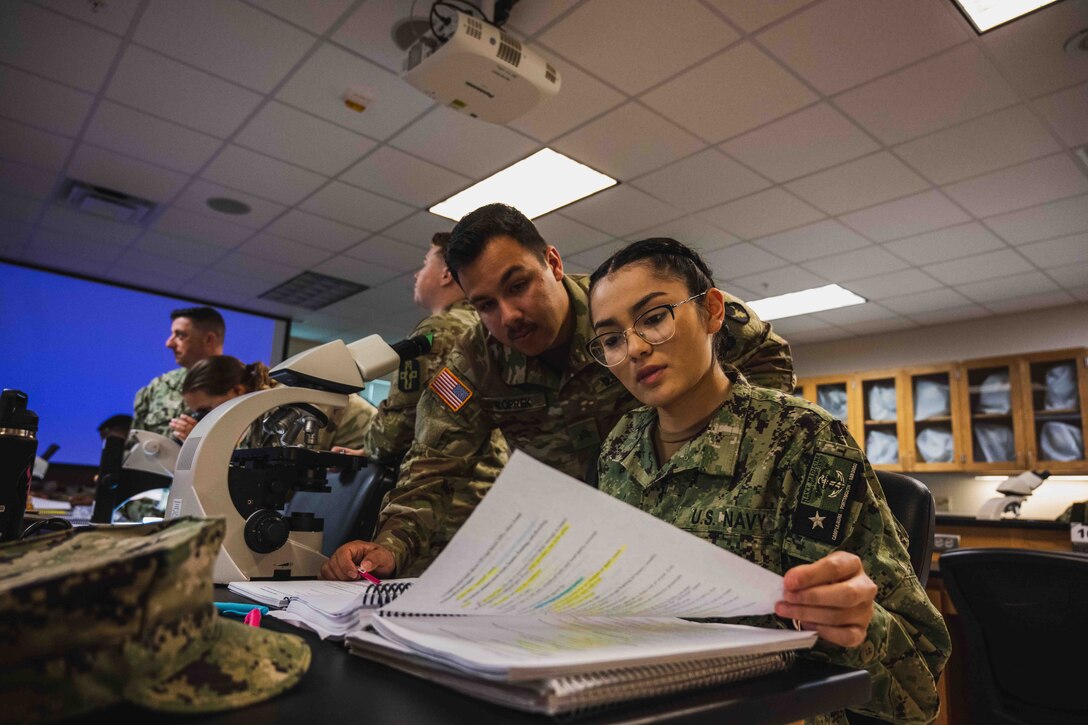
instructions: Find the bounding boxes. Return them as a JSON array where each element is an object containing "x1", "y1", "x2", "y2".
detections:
[{"x1": 0, "y1": 389, "x2": 38, "y2": 542}]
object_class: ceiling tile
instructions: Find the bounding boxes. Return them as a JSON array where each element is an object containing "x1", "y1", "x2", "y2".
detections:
[
  {"x1": 957, "y1": 270, "x2": 1059, "y2": 303},
  {"x1": 699, "y1": 188, "x2": 824, "y2": 239},
  {"x1": 881, "y1": 288, "x2": 972, "y2": 315},
  {"x1": 0, "y1": 119, "x2": 71, "y2": 171},
  {"x1": 550, "y1": 102, "x2": 706, "y2": 181},
  {"x1": 842, "y1": 268, "x2": 943, "y2": 300},
  {"x1": 506, "y1": 0, "x2": 578, "y2": 35},
  {"x1": 153, "y1": 206, "x2": 254, "y2": 248},
  {"x1": 300, "y1": 181, "x2": 414, "y2": 232},
  {"x1": 0, "y1": 65, "x2": 94, "y2": 137},
  {"x1": 893, "y1": 105, "x2": 1061, "y2": 185},
  {"x1": 981, "y1": 0, "x2": 1088, "y2": 97},
  {"x1": 340, "y1": 146, "x2": 470, "y2": 207},
  {"x1": 883, "y1": 222, "x2": 1007, "y2": 265},
  {"x1": 390, "y1": 106, "x2": 539, "y2": 177},
  {"x1": 29, "y1": 227, "x2": 127, "y2": 263},
  {"x1": 276, "y1": 43, "x2": 435, "y2": 141},
  {"x1": 729, "y1": 265, "x2": 827, "y2": 297},
  {"x1": 757, "y1": 0, "x2": 967, "y2": 95},
  {"x1": 753, "y1": 219, "x2": 871, "y2": 262},
  {"x1": 983, "y1": 289, "x2": 1076, "y2": 316},
  {"x1": 509, "y1": 59, "x2": 626, "y2": 143},
  {"x1": 720, "y1": 103, "x2": 878, "y2": 183},
  {"x1": 788, "y1": 325, "x2": 857, "y2": 343},
  {"x1": 343, "y1": 235, "x2": 426, "y2": 273},
  {"x1": 924, "y1": 248, "x2": 1035, "y2": 285},
  {"x1": 814, "y1": 302, "x2": 902, "y2": 326},
  {"x1": 841, "y1": 317, "x2": 920, "y2": 336},
  {"x1": 631, "y1": 149, "x2": 770, "y2": 212},
  {"x1": 787, "y1": 152, "x2": 930, "y2": 215},
  {"x1": 134, "y1": 0, "x2": 316, "y2": 93},
  {"x1": 266, "y1": 209, "x2": 366, "y2": 251},
  {"x1": 235, "y1": 101, "x2": 378, "y2": 176},
  {"x1": 0, "y1": 219, "x2": 31, "y2": 248},
  {"x1": 533, "y1": 213, "x2": 613, "y2": 256},
  {"x1": 635, "y1": 216, "x2": 741, "y2": 253},
  {"x1": 983, "y1": 194, "x2": 1088, "y2": 244},
  {"x1": 942, "y1": 154, "x2": 1088, "y2": 217},
  {"x1": 1046, "y1": 262, "x2": 1088, "y2": 290},
  {"x1": 801, "y1": 245, "x2": 911, "y2": 282},
  {"x1": 565, "y1": 239, "x2": 628, "y2": 271},
  {"x1": 312, "y1": 254, "x2": 401, "y2": 288},
  {"x1": 106, "y1": 46, "x2": 263, "y2": 138},
  {"x1": 84, "y1": 101, "x2": 222, "y2": 174},
  {"x1": 839, "y1": 190, "x2": 971, "y2": 242},
  {"x1": 112, "y1": 247, "x2": 205, "y2": 285},
  {"x1": 203, "y1": 145, "x2": 328, "y2": 205},
  {"x1": 382, "y1": 211, "x2": 455, "y2": 246},
  {"x1": 0, "y1": 193, "x2": 44, "y2": 224},
  {"x1": 67, "y1": 144, "x2": 189, "y2": 203},
  {"x1": 769, "y1": 315, "x2": 843, "y2": 336},
  {"x1": 642, "y1": 43, "x2": 817, "y2": 143},
  {"x1": 237, "y1": 233, "x2": 332, "y2": 268},
  {"x1": 217, "y1": 252, "x2": 300, "y2": 283},
  {"x1": 22, "y1": 245, "x2": 113, "y2": 279},
  {"x1": 37, "y1": 204, "x2": 140, "y2": 246},
  {"x1": 331, "y1": 0, "x2": 427, "y2": 73},
  {"x1": 703, "y1": 242, "x2": 786, "y2": 278},
  {"x1": 560, "y1": 185, "x2": 684, "y2": 237},
  {"x1": 189, "y1": 269, "x2": 286, "y2": 301},
  {"x1": 834, "y1": 43, "x2": 1019, "y2": 145},
  {"x1": 1019, "y1": 232, "x2": 1088, "y2": 268},
  {"x1": 134, "y1": 230, "x2": 228, "y2": 266},
  {"x1": 705, "y1": 0, "x2": 813, "y2": 32},
  {"x1": 172, "y1": 179, "x2": 287, "y2": 230},
  {"x1": 0, "y1": 2, "x2": 119, "y2": 92},
  {"x1": 538, "y1": 0, "x2": 738, "y2": 95},
  {"x1": 0, "y1": 160, "x2": 56, "y2": 200},
  {"x1": 907, "y1": 304, "x2": 991, "y2": 326},
  {"x1": 36, "y1": 0, "x2": 142, "y2": 35},
  {"x1": 249, "y1": 0, "x2": 355, "y2": 34},
  {"x1": 1034, "y1": 82, "x2": 1088, "y2": 147}
]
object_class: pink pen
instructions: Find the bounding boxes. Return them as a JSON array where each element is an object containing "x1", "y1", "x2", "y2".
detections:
[
  {"x1": 243, "y1": 607, "x2": 262, "y2": 627},
  {"x1": 357, "y1": 568, "x2": 381, "y2": 585}
]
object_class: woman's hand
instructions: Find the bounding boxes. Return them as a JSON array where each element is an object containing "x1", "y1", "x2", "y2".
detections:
[
  {"x1": 320, "y1": 540, "x2": 397, "y2": 580},
  {"x1": 776, "y1": 551, "x2": 877, "y2": 648},
  {"x1": 168, "y1": 414, "x2": 200, "y2": 442}
]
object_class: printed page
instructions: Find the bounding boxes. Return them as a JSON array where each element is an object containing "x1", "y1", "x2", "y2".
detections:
[
  {"x1": 371, "y1": 614, "x2": 815, "y2": 681},
  {"x1": 381, "y1": 451, "x2": 784, "y2": 619},
  {"x1": 229, "y1": 578, "x2": 417, "y2": 615}
]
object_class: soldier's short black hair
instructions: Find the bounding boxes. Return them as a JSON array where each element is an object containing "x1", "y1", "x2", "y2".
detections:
[
  {"x1": 170, "y1": 306, "x2": 225, "y2": 339},
  {"x1": 589, "y1": 237, "x2": 715, "y2": 298},
  {"x1": 430, "y1": 232, "x2": 452, "y2": 253},
  {"x1": 445, "y1": 204, "x2": 547, "y2": 284}
]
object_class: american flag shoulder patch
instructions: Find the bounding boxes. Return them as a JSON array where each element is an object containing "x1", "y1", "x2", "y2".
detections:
[{"x1": 430, "y1": 367, "x2": 473, "y2": 412}]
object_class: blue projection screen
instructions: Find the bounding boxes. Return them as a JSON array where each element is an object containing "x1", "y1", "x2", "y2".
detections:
[{"x1": 0, "y1": 261, "x2": 288, "y2": 465}]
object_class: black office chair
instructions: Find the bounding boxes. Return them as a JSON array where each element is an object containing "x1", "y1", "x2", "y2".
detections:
[
  {"x1": 872, "y1": 470, "x2": 936, "y2": 587},
  {"x1": 940, "y1": 548, "x2": 1088, "y2": 725},
  {"x1": 286, "y1": 460, "x2": 397, "y2": 556}
]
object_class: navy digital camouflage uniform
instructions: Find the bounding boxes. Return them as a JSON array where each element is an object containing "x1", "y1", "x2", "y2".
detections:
[
  {"x1": 364, "y1": 299, "x2": 508, "y2": 577},
  {"x1": 596, "y1": 370, "x2": 950, "y2": 725},
  {"x1": 375, "y1": 274, "x2": 795, "y2": 575},
  {"x1": 132, "y1": 367, "x2": 186, "y2": 436}
]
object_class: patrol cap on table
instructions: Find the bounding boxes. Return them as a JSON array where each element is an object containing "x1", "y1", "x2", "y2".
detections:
[{"x1": 0, "y1": 517, "x2": 311, "y2": 722}]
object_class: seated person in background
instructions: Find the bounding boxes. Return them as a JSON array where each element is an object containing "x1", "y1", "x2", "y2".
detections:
[
  {"x1": 586, "y1": 238, "x2": 949, "y2": 725},
  {"x1": 172, "y1": 355, "x2": 377, "y2": 452}
]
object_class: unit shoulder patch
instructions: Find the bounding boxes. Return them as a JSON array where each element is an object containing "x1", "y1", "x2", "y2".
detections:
[
  {"x1": 429, "y1": 367, "x2": 473, "y2": 412},
  {"x1": 791, "y1": 449, "x2": 862, "y2": 545},
  {"x1": 724, "y1": 301, "x2": 750, "y2": 325},
  {"x1": 397, "y1": 359, "x2": 422, "y2": 392}
]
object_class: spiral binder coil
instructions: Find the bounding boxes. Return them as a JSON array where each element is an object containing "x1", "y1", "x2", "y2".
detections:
[{"x1": 360, "y1": 581, "x2": 414, "y2": 607}]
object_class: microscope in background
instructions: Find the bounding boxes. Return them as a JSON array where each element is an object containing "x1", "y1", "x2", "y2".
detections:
[
  {"x1": 977, "y1": 469, "x2": 1051, "y2": 520},
  {"x1": 167, "y1": 334, "x2": 430, "y2": 583}
]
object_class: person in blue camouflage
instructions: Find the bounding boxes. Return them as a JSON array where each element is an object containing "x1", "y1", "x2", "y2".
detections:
[{"x1": 586, "y1": 238, "x2": 949, "y2": 725}]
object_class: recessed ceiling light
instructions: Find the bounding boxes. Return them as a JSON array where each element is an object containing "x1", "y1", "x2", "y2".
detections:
[
  {"x1": 429, "y1": 148, "x2": 618, "y2": 222},
  {"x1": 207, "y1": 197, "x2": 251, "y2": 215},
  {"x1": 747, "y1": 284, "x2": 866, "y2": 321},
  {"x1": 950, "y1": 0, "x2": 1061, "y2": 34}
]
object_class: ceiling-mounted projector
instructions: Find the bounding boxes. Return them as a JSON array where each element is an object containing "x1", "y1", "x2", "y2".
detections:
[{"x1": 402, "y1": 10, "x2": 561, "y2": 124}]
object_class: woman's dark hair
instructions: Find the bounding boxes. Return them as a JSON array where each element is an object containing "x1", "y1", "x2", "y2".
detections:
[
  {"x1": 182, "y1": 355, "x2": 272, "y2": 396},
  {"x1": 445, "y1": 203, "x2": 548, "y2": 283},
  {"x1": 589, "y1": 237, "x2": 732, "y2": 362}
]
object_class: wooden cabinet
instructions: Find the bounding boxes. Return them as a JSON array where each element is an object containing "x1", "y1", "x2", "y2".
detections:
[
  {"x1": 856, "y1": 370, "x2": 907, "y2": 471},
  {"x1": 958, "y1": 355, "x2": 1028, "y2": 471},
  {"x1": 904, "y1": 364, "x2": 965, "y2": 471},
  {"x1": 1021, "y1": 349, "x2": 1088, "y2": 472},
  {"x1": 796, "y1": 374, "x2": 855, "y2": 429}
]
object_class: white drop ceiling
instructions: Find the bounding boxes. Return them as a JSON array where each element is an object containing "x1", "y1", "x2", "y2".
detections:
[{"x1": 1, "y1": 0, "x2": 1086, "y2": 346}]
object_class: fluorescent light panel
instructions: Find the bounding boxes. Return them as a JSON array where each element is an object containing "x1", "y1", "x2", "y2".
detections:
[
  {"x1": 951, "y1": 0, "x2": 1060, "y2": 33},
  {"x1": 748, "y1": 284, "x2": 866, "y2": 321},
  {"x1": 429, "y1": 148, "x2": 617, "y2": 221}
]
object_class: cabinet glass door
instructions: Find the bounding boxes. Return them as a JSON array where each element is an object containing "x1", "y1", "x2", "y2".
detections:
[
  {"x1": 860, "y1": 373, "x2": 902, "y2": 470},
  {"x1": 962, "y1": 358, "x2": 1024, "y2": 471},
  {"x1": 1024, "y1": 351, "x2": 1088, "y2": 471},
  {"x1": 907, "y1": 368, "x2": 962, "y2": 471}
]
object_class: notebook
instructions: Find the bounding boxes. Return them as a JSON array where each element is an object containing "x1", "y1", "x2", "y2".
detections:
[{"x1": 344, "y1": 451, "x2": 817, "y2": 714}]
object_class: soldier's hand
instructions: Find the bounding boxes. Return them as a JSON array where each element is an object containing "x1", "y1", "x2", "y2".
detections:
[
  {"x1": 168, "y1": 414, "x2": 199, "y2": 442},
  {"x1": 328, "y1": 446, "x2": 365, "y2": 473},
  {"x1": 320, "y1": 540, "x2": 396, "y2": 580},
  {"x1": 776, "y1": 551, "x2": 877, "y2": 648}
]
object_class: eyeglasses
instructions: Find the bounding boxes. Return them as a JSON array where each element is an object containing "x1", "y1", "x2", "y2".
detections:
[{"x1": 586, "y1": 291, "x2": 708, "y2": 367}]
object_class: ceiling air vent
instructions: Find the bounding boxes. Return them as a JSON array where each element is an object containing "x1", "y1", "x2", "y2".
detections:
[
  {"x1": 259, "y1": 271, "x2": 368, "y2": 311},
  {"x1": 59, "y1": 179, "x2": 158, "y2": 225}
]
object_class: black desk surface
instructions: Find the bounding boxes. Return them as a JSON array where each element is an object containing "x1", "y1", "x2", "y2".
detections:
[{"x1": 80, "y1": 589, "x2": 871, "y2": 725}]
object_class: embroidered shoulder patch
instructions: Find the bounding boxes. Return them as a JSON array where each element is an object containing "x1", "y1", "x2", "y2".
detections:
[
  {"x1": 791, "y1": 450, "x2": 862, "y2": 545},
  {"x1": 397, "y1": 359, "x2": 421, "y2": 392},
  {"x1": 430, "y1": 367, "x2": 473, "y2": 412},
  {"x1": 724, "y1": 301, "x2": 750, "y2": 325}
]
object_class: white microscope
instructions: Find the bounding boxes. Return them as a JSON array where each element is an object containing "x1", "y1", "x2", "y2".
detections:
[
  {"x1": 167, "y1": 333, "x2": 430, "y2": 583},
  {"x1": 977, "y1": 469, "x2": 1051, "y2": 520}
]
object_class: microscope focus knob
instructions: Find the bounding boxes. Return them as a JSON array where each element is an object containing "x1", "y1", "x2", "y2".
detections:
[{"x1": 244, "y1": 509, "x2": 290, "y2": 553}]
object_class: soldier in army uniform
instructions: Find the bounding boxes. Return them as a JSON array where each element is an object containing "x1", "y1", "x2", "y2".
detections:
[
  {"x1": 132, "y1": 306, "x2": 225, "y2": 437},
  {"x1": 586, "y1": 238, "x2": 949, "y2": 725},
  {"x1": 321, "y1": 204, "x2": 794, "y2": 581}
]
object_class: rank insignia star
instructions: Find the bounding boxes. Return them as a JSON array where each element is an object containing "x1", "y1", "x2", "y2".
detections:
[{"x1": 809, "y1": 511, "x2": 826, "y2": 529}]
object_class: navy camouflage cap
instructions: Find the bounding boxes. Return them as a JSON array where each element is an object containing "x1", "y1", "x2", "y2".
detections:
[{"x1": 0, "y1": 517, "x2": 311, "y2": 722}]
